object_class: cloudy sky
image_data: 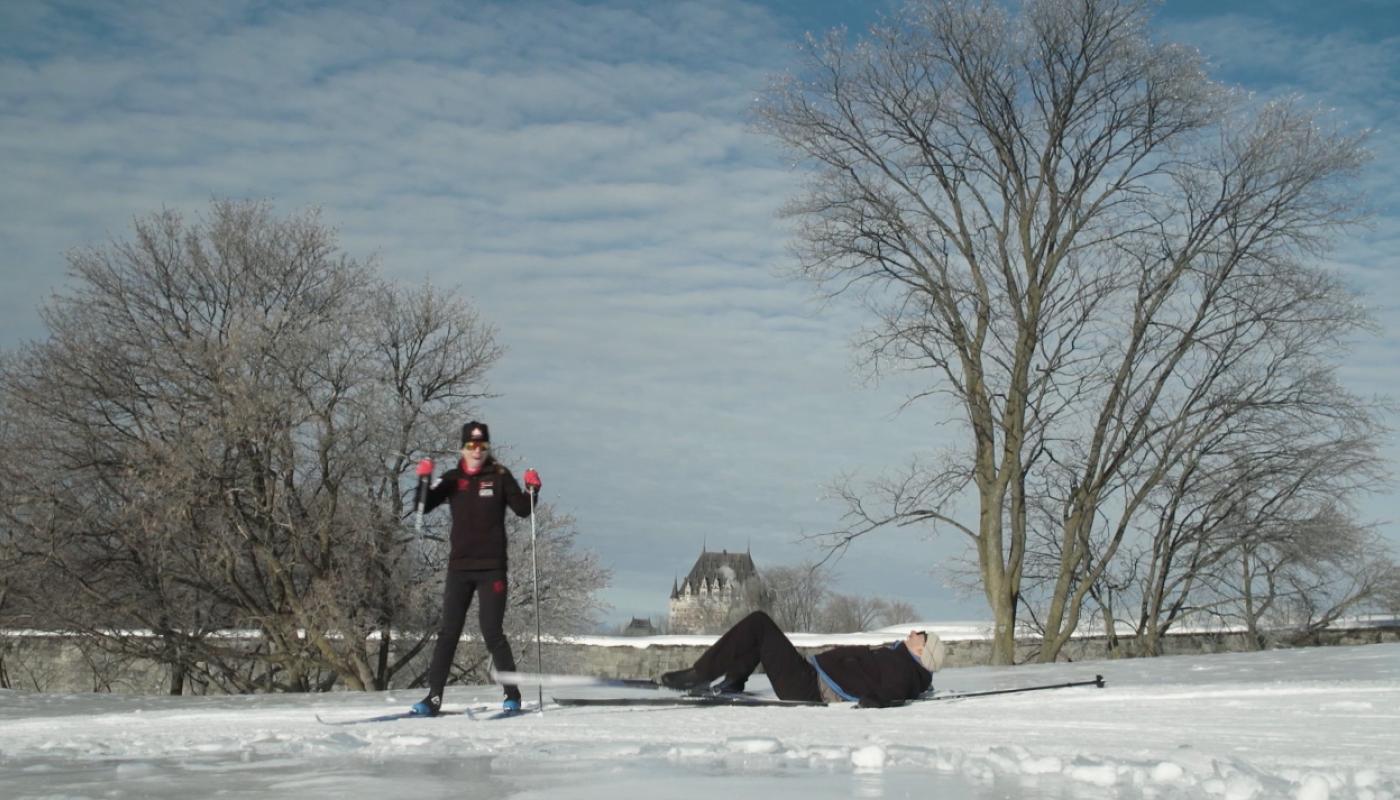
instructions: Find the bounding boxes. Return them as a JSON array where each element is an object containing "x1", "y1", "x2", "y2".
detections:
[{"x1": 2, "y1": 0, "x2": 1397, "y2": 627}]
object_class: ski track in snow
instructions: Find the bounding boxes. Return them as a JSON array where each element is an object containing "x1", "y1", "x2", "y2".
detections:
[{"x1": 1, "y1": 643, "x2": 1397, "y2": 799}]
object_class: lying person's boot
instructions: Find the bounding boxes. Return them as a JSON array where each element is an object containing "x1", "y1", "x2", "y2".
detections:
[
  {"x1": 686, "y1": 676, "x2": 746, "y2": 697},
  {"x1": 712, "y1": 676, "x2": 747, "y2": 695},
  {"x1": 659, "y1": 668, "x2": 708, "y2": 691},
  {"x1": 409, "y1": 694, "x2": 442, "y2": 717}
]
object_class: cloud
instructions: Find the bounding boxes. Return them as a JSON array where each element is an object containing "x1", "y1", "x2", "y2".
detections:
[
  {"x1": 0, "y1": 0, "x2": 971, "y2": 624},
  {"x1": 2, "y1": 0, "x2": 1395, "y2": 626}
]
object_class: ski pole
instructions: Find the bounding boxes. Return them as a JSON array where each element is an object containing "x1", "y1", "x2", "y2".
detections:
[
  {"x1": 414, "y1": 475, "x2": 427, "y2": 533},
  {"x1": 529, "y1": 477, "x2": 544, "y2": 714},
  {"x1": 929, "y1": 675, "x2": 1105, "y2": 702},
  {"x1": 407, "y1": 452, "x2": 439, "y2": 534}
]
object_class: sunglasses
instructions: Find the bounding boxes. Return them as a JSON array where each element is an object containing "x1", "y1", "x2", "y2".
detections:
[{"x1": 464, "y1": 441, "x2": 489, "y2": 452}]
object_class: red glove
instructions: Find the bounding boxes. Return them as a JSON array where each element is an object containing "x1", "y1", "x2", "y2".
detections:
[
  {"x1": 523, "y1": 468, "x2": 541, "y2": 492},
  {"x1": 416, "y1": 458, "x2": 434, "y2": 478}
]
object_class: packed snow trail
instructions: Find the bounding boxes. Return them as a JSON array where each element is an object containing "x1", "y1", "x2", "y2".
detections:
[{"x1": 1, "y1": 643, "x2": 1397, "y2": 799}]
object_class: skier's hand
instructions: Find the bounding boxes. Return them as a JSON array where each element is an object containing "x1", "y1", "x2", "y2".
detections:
[
  {"x1": 523, "y1": 468, "x2": 541, "y2": 493},
  {"x1": 416, "y1": 458, "x2": 434, "y2": 478}
]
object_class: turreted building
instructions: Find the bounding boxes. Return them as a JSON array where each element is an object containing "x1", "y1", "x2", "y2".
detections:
[{"x1": 668, "y1": 548, "x2": 766, "y2": 634}]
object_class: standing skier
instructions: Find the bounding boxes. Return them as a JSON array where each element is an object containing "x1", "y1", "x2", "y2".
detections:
[
  {"x1": 660, "y1": 611, "x2": 945, "y2": 707},
  {"x1": 411, "y1": 421, "x2": 541, "y2": 716}
]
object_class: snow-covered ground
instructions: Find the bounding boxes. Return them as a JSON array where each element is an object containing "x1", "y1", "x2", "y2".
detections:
[{"x1": 2, "y1": 643, "x2": 1396, "y2": 800}]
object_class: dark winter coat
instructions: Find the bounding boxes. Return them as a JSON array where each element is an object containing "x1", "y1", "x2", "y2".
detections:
[
  {"x1": 814, "y1": 642, "x2": 933, "y2": 708},
  {"x1": 423, "y1": 458, "x2": 533, "y2": 571}
]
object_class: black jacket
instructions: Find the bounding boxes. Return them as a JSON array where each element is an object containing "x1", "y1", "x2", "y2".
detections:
[
  {"x1": 424, "y1": 459, "x2": 533, "y2": 571},
  {"x1": 814, "y1": 642, "x2": 932, "y2": 707}
]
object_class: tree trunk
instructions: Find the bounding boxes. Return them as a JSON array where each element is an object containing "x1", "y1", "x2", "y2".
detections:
[{"x1": 169, "y1": 661, "x2": 186, "y2": 696}]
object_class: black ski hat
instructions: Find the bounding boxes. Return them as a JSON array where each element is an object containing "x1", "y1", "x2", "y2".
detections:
[{"x1": 461, "y1": 421, "x2": 490, "y2": 445}]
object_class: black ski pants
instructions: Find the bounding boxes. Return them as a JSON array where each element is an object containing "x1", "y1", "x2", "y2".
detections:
[
  {"x1": 425, "y1": 569, "x2": 520, "y2": 701},
  {"x1": 691, "y1": 611, "x2": 822, "y2": 702}
]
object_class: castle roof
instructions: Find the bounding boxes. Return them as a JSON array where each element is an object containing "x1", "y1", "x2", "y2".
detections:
[{"x1": 670, "y1": 549, "x2": 758, "y2": 598}]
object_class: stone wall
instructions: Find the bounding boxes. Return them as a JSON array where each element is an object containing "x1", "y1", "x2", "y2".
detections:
[
  {"x1": 0, "y1": 635, "x2": 172, "y2": 694},
  {"x1": 4, "y1": 624, "x2": 1396, "y2": 695}
]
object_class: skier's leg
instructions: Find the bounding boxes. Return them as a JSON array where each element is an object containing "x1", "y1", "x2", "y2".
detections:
[
  {"x1": 420, "y1": 571, "x2": 472, "y2": 713},
  {"x1": 476, "y1": 570, "x2": 521, "y2": 704}
]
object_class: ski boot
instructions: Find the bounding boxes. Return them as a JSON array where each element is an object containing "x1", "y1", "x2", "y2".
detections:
[
  {"x1": 660, "y1": 668, "x2": 708, "y2": 692},
  {"x1": 502, "y1": 696, "x2": 522, "y2": 713},
  {"x1": 712, "y1": 676, "x2": 746, "y2": 695},
  {"x1": 410, "y1": 694, "x2": 442, "y2": 717}
]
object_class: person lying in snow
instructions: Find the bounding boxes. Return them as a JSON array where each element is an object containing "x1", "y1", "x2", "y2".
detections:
[{"x1": 660, "y1": 610, "x2": 946, "y2": 707}]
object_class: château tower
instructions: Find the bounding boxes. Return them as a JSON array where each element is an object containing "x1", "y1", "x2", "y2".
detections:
[{"x1": 667, "y1": 548, "x2": 764, "y2": 634}]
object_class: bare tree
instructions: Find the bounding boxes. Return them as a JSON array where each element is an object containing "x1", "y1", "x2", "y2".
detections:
[
  {"x1": 820, "y1": 594, "x2": 888, "y2": 633},
  {"x1": 1086, "y1": 409, "x2": 1387, "y2": 656},
  {"x1": 812, "y1": 593, "x2": 922, "y2": 632},
  {"x1": 1206, "y1": 504, "x2": 1398, "y2": 649},
  {"x1": 0, "y1": 507, "x2": 25, "y2": 690},
  {"x1": 819, "y1": 595, "x2": 924, "y2": 632},
  {"x1": 0, "y1": 200, "x2": 607, "y2": 692},
  {"x1": 762, "y1": 562, "x2": 831, "y2": 632},
  {"x1": 877, "y1": 599, "x2": 921, "y2": 626},
  {"x1": 757, "y1": 0, "x2": 1377, "y2": 662}
]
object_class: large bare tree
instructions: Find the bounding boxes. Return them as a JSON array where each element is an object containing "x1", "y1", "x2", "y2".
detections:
[
  {"x1": 758, "y1": 0, "x2": 1381, "y2": 662},
  {"x1": 0, "y1": 200, "x2": 607, "y2": 692}
]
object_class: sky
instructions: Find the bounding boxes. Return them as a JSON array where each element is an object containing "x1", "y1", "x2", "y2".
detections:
[
  {"x1": 1, "y1": 0, "x2": 1397, "y2": 628},
  {"x1": 2, "y1": 640, "x2": 1397, "y2": 798}
]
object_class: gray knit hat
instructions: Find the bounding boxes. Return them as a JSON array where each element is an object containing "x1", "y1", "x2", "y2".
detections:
[{"x1": 919, "y1": 631, "x2": 947, "y2": 672}]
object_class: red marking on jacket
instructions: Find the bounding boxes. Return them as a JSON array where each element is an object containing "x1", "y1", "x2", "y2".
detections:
[{"x1": 492, "y1": 579, "x2": 507, "y2": 594}]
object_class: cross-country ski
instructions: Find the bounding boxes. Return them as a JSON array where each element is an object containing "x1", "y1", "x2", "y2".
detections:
[
  {"x1": 315, "y1": 708, "x2": 474, "y2": 726},
  {"x1": 552, "y1": 693, "x2": 826, "y2": 708}
]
